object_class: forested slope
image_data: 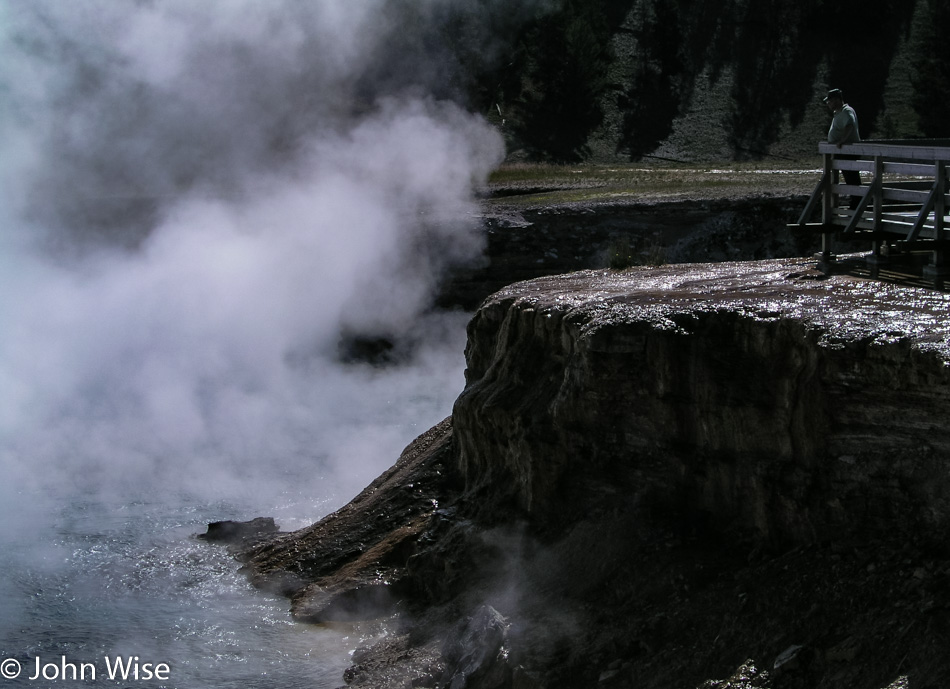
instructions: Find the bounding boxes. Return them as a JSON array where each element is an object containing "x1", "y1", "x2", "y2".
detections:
[{"x1": 426, "y1": 0, "x2": 950, "y2": 163}]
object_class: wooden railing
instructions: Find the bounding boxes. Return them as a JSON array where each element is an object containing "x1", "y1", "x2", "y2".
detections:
[{"x1": 795, "y1": 140, "x2": 950, "y2": 285}]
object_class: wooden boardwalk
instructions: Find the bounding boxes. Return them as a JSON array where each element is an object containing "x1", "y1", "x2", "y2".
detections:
[{"x1": 794, "y1": 139, "x2": 950, "y2": 286}]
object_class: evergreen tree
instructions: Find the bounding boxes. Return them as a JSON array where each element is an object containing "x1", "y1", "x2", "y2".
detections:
[
  {"x1": 450, "y1": 0, "x2": 922, "y2": 161},
  {"x1": 617, "y1": 0, "x2": 684, "y2": 159},
  {"x1": 911, "y1": 0, "x2": 950, "y2": 137},
  {"x1": 504, "y1": 0, "x2": 614, "y2": 162}
]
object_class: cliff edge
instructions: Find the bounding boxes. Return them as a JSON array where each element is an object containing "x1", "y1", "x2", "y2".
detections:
[{"x1": 242, "y1": 257, "x2": 950, "y2": 689}]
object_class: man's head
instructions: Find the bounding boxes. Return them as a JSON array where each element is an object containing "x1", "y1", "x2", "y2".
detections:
[{"x1": 823, "y1": 88, "x2": 844, "y2": 111}]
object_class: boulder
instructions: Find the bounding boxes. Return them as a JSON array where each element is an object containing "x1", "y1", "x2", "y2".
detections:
[{"x1": 198, "y1": 517, "x2": 280, "y2": 545}]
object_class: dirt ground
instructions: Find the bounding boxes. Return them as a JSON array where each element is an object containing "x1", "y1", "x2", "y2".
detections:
[{"x1": 481, "y1": 162, "x2": 822, "y2": 212}]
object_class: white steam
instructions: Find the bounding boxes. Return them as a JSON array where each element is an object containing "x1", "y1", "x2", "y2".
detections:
[{"x1": 0, "y1": 0, "x2": 505, "y2": 526}]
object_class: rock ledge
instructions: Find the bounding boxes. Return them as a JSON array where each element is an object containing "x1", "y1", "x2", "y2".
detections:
[{"x1": 243, "y1": 257, "x2": 950, "y2": 689}]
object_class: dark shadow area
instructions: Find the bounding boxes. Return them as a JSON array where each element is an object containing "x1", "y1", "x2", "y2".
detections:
[
  {"x1": 824, "y1": 0, "x2": 920, "y2": 141},
  {"x1": 617, "y1": 0, "x2": 684, "y2": 159},
  {"x1": 616, "y1": 0, "x2": 747, "y2": 159},
  {"x1": 457, "y1": 0, "x2": 926, "y2": 162},
  {"x1": 911, "y1": 0, "x2": 950, "y2": 137},
  {"x1": 727, "y1": 0, "x2": 917, "y2": 157},
  {"x1": 828, "y1": 250, "x2": 950, "y2": 292},
  {"x1": 726, "y1": 1, "x2": 826, "y2": 158},
  {"x1": 503, "y1": 0, "x2": 617, "y2": 162}
]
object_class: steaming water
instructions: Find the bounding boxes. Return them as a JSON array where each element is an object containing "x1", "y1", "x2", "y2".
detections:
[
  {"x1": 1, "y1": 495, "x2": 359, "y2": 689},
  {"x1": 0, "y1": 3, "x2": 506, "y2": 685},
  {"x1": 0, "y1": 353, "x2": 463, "y2": 688}
]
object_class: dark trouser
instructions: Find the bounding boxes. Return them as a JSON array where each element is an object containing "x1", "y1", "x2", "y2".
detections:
[
  {"x1": 834, "y1": 156, "x2": 862, "y2": 209},
  {"x1": 842, "y1": 168, "x2": 861, "y2": 187}
]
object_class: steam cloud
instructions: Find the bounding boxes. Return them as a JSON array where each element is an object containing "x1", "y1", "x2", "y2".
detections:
[{"x1": 0, "y1": 0, "x2": 505, "y2": 525}]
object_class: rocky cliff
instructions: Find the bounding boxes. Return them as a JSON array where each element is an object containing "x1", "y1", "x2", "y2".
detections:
[
  {"x1": 440, "y1": 196, "x2": 813, "y2": 310},
  {"x1": 453, "y1": 259, "x2": 950, "y2": 546},
  {"x1": 240, "y1": 256, "x2": 950, "y2": 689}
]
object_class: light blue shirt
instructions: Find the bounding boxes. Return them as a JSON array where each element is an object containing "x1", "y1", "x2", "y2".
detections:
[{"x1": 828, "y1": 105, "x2": 860, "y2": 145}]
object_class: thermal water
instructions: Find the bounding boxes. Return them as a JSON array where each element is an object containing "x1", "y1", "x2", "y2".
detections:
[{"x1": 0, "y1": 348, "x2": 464, "y2": 688}]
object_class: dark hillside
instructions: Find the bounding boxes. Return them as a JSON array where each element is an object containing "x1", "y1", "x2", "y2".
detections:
[{"x1": 445, "y1": 0, "x2": 941, "y2": 162}]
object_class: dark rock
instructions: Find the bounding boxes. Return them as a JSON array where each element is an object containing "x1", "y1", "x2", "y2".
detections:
[
  {"x1": 241, "y1": 257, "x2": 950, "y2": 689},
  {"x1": 440, "y1": 605, "x2": 512, "y2": 689},
  {"x1": 337, "y1": 332, "x2": 402, "y2": 366},
  {"x1": 198, "y1": 517, "x2": 279, "y2": 545},
  {"x1": 342, "y1": 634, "x2": 444, "y2": 689},
  {"x1": 453, "y1": 258, "x2": 950, "y2": 546},
  {"x1": 240, "y1": 417, "x2": 457, "y2": 614},
  {"x1": 293, "y1": 581, "x2": 397, "y2": 624}
]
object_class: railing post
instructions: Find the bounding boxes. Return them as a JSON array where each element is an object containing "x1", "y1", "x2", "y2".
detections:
[
  {"x1": 819, "y1": 150, "x2": 835, "y2": 272},
  {"x1": 936, "y1": 160, "x2": 946, "y2": 236},
  {"x1": 821, "y1": 150, "x2": 834, "y2": 224},
  {"x1": 873, "y1": 156, "x2": 884, "y2": 230},
  {"x1": 867, "y1": 155, "x2": 886, "y2": 278},
  {"x1": 923, "y1": 160, "x2": 948, "y2": 288}
]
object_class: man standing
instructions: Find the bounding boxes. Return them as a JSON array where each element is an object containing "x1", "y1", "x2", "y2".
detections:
[
  {"x1": 824, "y1": 88, "x2": 861, "y2": 207},
  {"x1": 825, "y1": 88, "x2": 860, "y2": 147}
]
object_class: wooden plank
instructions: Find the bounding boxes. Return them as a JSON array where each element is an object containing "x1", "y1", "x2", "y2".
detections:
[
  {"x1": 819, "y1": 142, "x2": 950, "y2": 161},
  {"x1": 881, "y1": 187, "x2": 929, "y2": 203},
  {"x1": 819, "y1": 213, "x2": 939, "y2": 235},
  {"x1": 796, "y1": 173, "x2": 827, "y2": 225},
  {"x1": 842, "y1": 182, "x2": 876, "y2": 234},
  {"x1": 814, "y1": 220, "x2": 946, "y2": 238},
  {"x1": 821, "y1": 153, "x2": 834, "y2": 227},
  {"x1": 936, "y1": 161, "x2": 947, "y2": 236},
  {"x1": 880, "y1": 220, "x2": 919, "y2": 232},
  {"x1": 834, "y1": 183, "x2": 865, "y2": 196},
  {"x1": 825, "y1": 183, "x2": 948, "y2": 206},
  {"x1": 879, "y1": 212, "x2": 932, "y2": 225},
  {"x1": 906, "y1": 180, "x2": 940, "y2": 241},
  {"x1": 873, "y1": 156, "x2": 883, "y2": 230},
  {"x1": 883, "y1": 180, "x2": 935, "y2": 190},
  {"x1": 911, "y1": 227, "x2": 938, "y2": 240},
  {"x1": 833, "y1": 159, "x2": 875, "y2": 172},
  {"x1": 820, "y1": 151, "x2": 836, "y2": 261},
  {"x1": 882, "y1": 161, "x2": 943, "y2": 176},
  {"x1": 880, "y1": 187, "x2": 950, "y2": 204},
  {"x1": 847, "y1": 219, "x2": 877, "y2": 232}
]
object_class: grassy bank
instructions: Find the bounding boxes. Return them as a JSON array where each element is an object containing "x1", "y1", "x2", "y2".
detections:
[{"x1": 483, "y1": 161, "x2": 822, "y2": 210}]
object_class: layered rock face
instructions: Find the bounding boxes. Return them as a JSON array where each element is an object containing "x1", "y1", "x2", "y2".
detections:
[
  {"x1": 454, "y1": 258, "x2": 950, "y2": 546},
  {"x1": 241, "y1": 257, "x2": 950, "y2": 689}
]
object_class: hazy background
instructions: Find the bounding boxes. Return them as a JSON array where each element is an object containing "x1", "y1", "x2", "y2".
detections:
[
  {"x1": 0, "y1": 0, "x2": 507, "y2": 533},
  {"x1": 0, "y1": 5, "x2": 514, "y2": 682}
]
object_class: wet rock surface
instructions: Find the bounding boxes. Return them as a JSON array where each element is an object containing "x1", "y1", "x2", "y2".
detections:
[
  {"x1": 242, "y1": 258, "x2": 950, "y2": 689},
  {"x1": 455, "y1": 259, "x2": 950, "y2": 544},
  {"x1": 240, "y1": 418, "x2": 456, "y2": 619},
  {"x1": 439, "y1": 196, "x2": 815, "y2": 310}
]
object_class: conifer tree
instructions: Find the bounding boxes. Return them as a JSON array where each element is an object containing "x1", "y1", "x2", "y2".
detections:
[
  {"x1": 505, "y1": 0, "x2": 614, "y2": 162},
  {"x1": 911, "y1": 0, "x2": 950, "y2": 137}
]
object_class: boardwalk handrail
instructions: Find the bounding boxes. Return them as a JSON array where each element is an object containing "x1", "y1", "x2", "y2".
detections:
[
  {"x1": 795, "y1": 139, "x2": 950, "y2": 284},
  {"x1": 818, "y1": 139, "x2": 950, "y2": 162}
]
